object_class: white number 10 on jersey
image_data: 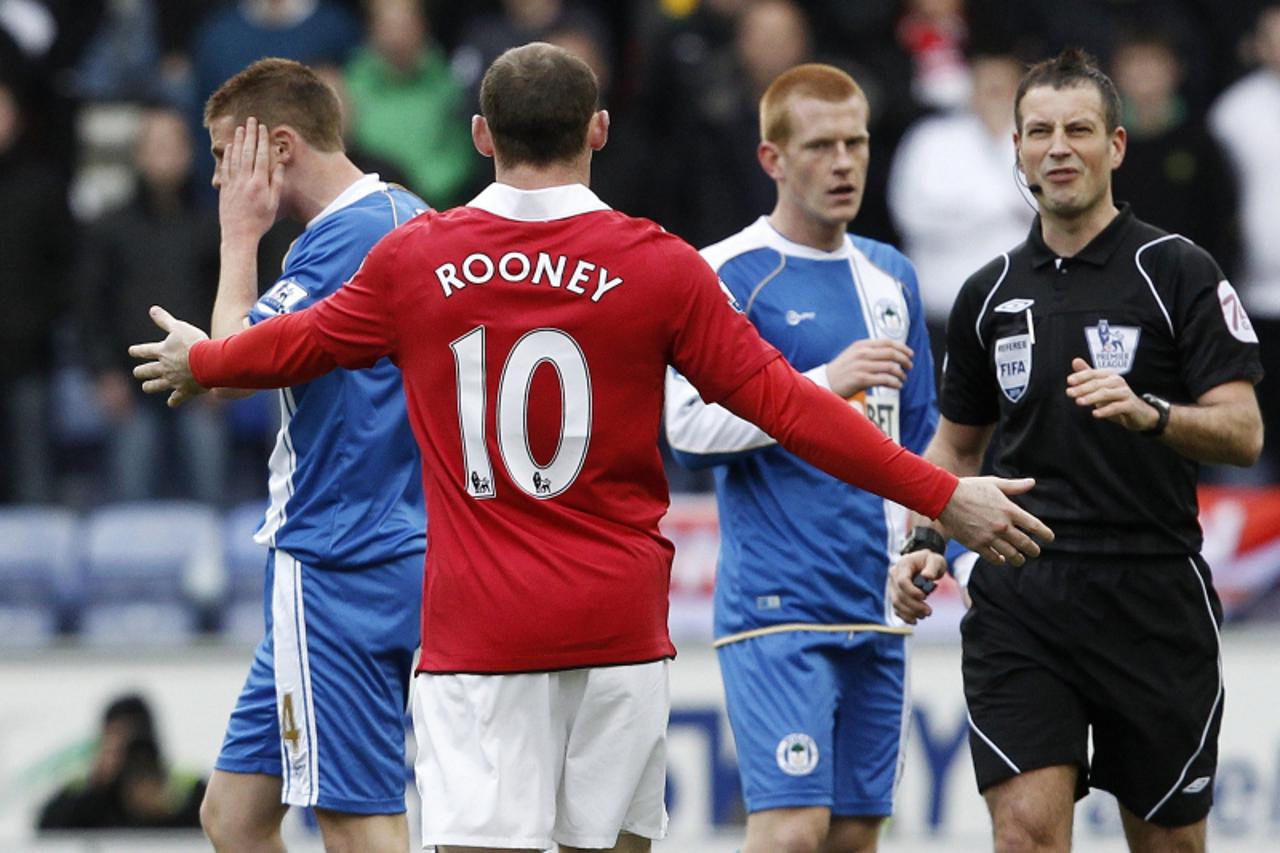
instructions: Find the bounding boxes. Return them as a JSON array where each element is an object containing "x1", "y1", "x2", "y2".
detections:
[{"x1": 450, "y1": 326, "x2": 592, "y2": 500}]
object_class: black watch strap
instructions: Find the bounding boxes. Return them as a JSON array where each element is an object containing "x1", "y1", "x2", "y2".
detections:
[
  {"x1": 901, "y1": 525, "x2": 946, "y2": 556},
  {"x1": 1140, "y1": 393, "x2": 1171, "y2": 437}
]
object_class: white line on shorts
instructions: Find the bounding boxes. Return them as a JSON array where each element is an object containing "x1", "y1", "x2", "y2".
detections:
[
  {"x1": 967, "y1": 712, "x2": 1021, "y2": 775},
  {"x1": 1144, "y1": 557, "x2": 1223, "y2": 822}
]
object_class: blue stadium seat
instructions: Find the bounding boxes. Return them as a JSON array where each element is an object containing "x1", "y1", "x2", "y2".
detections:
[
  {"x1": 79, "y1": 501, "x2": 225, "y2": 643},
  {"x1": 221, "y1": 501, "x2": 269, "y2": 642},
  {"x1": 0, "y1": 506, "x2": 78, "y2": 645}
]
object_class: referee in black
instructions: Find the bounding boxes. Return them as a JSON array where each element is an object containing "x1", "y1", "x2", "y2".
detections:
[{"x1": 890, "y1": 48, "x2": 1263, "y2": 853}]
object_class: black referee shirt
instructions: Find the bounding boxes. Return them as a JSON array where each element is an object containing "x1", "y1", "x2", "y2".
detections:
[{"x1": 941, "y1": 205, "x2": 1263, "y2": 554}]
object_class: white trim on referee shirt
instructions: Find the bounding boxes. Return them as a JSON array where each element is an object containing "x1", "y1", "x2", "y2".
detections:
[
  {"x1": 974, "y1": 253, "x2": 1011, "y2": 348},
  {"x1": 1134, "y1": 235, "x2": 1180, "y2": 337}
]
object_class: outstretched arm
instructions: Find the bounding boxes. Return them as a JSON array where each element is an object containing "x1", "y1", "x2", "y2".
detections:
[
  {"x1": 132, "y1": 223, "x2": 401, "y2": 403},
  {"x1": 130, "y1": 301, "x2": 366, "y2": 405},
  {"x1": 664, "y1": 338, "x2": 912, "y2": 469},
  {"x1": 719, "y1": 359, "x2": 1051, "y2": 563},
  {"x1": 129, "y1": 307, "x2": 211, "y2": 407}
]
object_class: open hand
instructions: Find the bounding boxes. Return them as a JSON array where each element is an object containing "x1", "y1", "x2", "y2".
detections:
[
  {"x1": 217, "y1": 116, "x2": 283, "y2": 244},
  {"x1": 128, "y1": 306, "x2": 210, "y2": 407},
  {"x1": 938, "y1": 476, "x2": 1053, "y2": 566}
]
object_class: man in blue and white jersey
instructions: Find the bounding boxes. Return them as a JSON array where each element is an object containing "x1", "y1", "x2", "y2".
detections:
[
  {"x1": 665, "y1": 64, "x2": 935, "y2": 853},
  {"x1": 193, "y1": 60, "x2": 425, "y2": 853}
]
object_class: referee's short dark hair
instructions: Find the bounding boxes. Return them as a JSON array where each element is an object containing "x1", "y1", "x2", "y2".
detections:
[
  {"x1": 1014, "y1": 47, "x2": 1121, "y2": 134},
  {"x1": 480, "y1": 42, "x2": 599, "y2": 168}
]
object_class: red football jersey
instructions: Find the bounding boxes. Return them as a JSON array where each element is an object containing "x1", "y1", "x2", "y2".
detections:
[{"x1": 190, "y1": 184, "x2": 956, "y2": 672}]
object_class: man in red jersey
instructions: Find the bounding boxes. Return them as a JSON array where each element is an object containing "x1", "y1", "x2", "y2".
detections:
[{"x1": 133, "y1": 42, "x2": 1052, "y2": 853}]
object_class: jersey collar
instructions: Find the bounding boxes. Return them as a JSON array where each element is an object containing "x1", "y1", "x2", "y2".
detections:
[
  {"x1": 307, "y1": 173, "x2": 386, "y2": 229},
  {"x1": 748, "y1": 216, "x2": 855, "y2": 260},
  {"x1": 1027, "y1": 203, "x2": 1133, "y2": 269},
  {"x1": 467, "y1": 182, "x2": 610, "y2": 221}
]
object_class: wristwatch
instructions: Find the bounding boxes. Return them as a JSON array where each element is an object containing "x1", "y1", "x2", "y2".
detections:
[
  {"x1": 1140, "y1": 393, "x2": 1172, "y2": 437},
  {"x1": 900, "y1": 525, "x2": 946, "y2": 556}
]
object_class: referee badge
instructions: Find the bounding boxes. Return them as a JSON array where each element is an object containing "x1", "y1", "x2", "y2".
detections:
[
  {"x1": 1084, "y1": 319, "x2": 1140, "y2": 374},
  {"x1": 994, "y1": 334, "x2": 1033, "y2": 402}
]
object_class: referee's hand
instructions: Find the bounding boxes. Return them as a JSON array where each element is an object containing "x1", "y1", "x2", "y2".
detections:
[
  {"x1": 891, "y1": 551, "x2": 947, "y2": 623},
  {"x1": 1065, "y1": 357, "x2": 1158, "y2": 431},
  {"x1": 129, "y1": 306, "x2": 210, "y2": 408},
  {"x1": 938, "y1": 476, "x2": 1053, "y2": 567}
]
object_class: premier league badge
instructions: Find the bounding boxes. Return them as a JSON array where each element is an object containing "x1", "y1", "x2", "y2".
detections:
[
  {"x1": 994, "y1": 334, "x2": 1032, "y2": 402},
  {"x1": 1084, "y1": 319, "x2": 1140, "y2": 374},
  {"x1": 258, "y1": 278, "x2": 309, "y2": 315}
]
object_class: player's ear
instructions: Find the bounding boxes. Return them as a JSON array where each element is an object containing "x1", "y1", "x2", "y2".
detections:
[
  {"x1": 472, "y1": 115, "x2": 495, "y2": 159},
  {"x1": 758, "y1": 140, "x2": 783, "y2": 181},
  {"x1": 270, "y1": 127, "x2": 294, "y2": 164},
  {"x1": 587, "y1": 109, "x2": 609, "y2": 152}
]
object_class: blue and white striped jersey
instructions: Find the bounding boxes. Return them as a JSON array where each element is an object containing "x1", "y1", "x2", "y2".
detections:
[
  {"x1": 249, "y1": 175, "x2": 426, "y2": 569},
  {"x1": 665, "y1": 217, "x2": 937, "y2": 636}
]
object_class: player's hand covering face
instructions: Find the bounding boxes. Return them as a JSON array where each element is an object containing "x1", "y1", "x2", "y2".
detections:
[
  {"x1": 209, "y1": 115, "x2": 284, "y2": 242},
  {"x1": 129, "y1": 306, "x2": 210, "y2": 407}
]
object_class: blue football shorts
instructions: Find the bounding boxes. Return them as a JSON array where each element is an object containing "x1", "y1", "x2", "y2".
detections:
[
  {"x1": 717, "y1": 629, "x2": 908, "y2": 816},
  {"x1": 216, "y1": 548, "x2": 422, "y2": 814}
]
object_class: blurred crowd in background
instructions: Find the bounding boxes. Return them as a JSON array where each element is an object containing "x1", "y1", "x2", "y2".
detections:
[{"x1": 2, "y1": 0, "x2": 1279, "y2": 508}]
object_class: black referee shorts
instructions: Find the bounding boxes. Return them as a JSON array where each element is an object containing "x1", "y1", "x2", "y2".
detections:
[{"x1": 961, "y1": 552, "x2": 1223, "y2": 828}]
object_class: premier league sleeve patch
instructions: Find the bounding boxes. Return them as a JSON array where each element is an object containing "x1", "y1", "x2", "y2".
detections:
[
  {"x1": 256, "y1": 278, "x2": 310, "y2": 316},
  {"x1": 718, "y1": 279, "x2": 744, "y2": 313},
  {"x1": 994, "y1": 334, "x2": 1032, "y2": 402},
  {"x1": 1084, "y1": 319, "x2": 1141, "y2": 374}
]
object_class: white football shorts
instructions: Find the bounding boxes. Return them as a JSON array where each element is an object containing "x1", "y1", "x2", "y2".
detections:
[{"x1": 412, "y1": 659, "x2": 670, "y2": 850}]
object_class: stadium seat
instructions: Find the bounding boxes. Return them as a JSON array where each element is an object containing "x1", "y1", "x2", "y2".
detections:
[
  {"x1": 221, "y1": 501, "x2": 269, "y2": 642},
  {"x1": 0, "y1": 506, "x2": 79, "y2": 645},
  {"x1": 79, "y1": 501, "x2": 225, "y2": 643}
]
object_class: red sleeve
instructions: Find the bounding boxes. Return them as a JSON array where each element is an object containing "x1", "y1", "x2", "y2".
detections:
[
  {"x1": 189, "y1": 232, "x2": 403, "y2": 388},
  {"x1": 665, "y1": 238, "x2": 780, "y2": 402},
  {"x1": 721, "y1": 357, "x2": 959, "y2": 519},
  {"x1": 189, "y1": 310, "x2": 343, "y2": 388}
]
